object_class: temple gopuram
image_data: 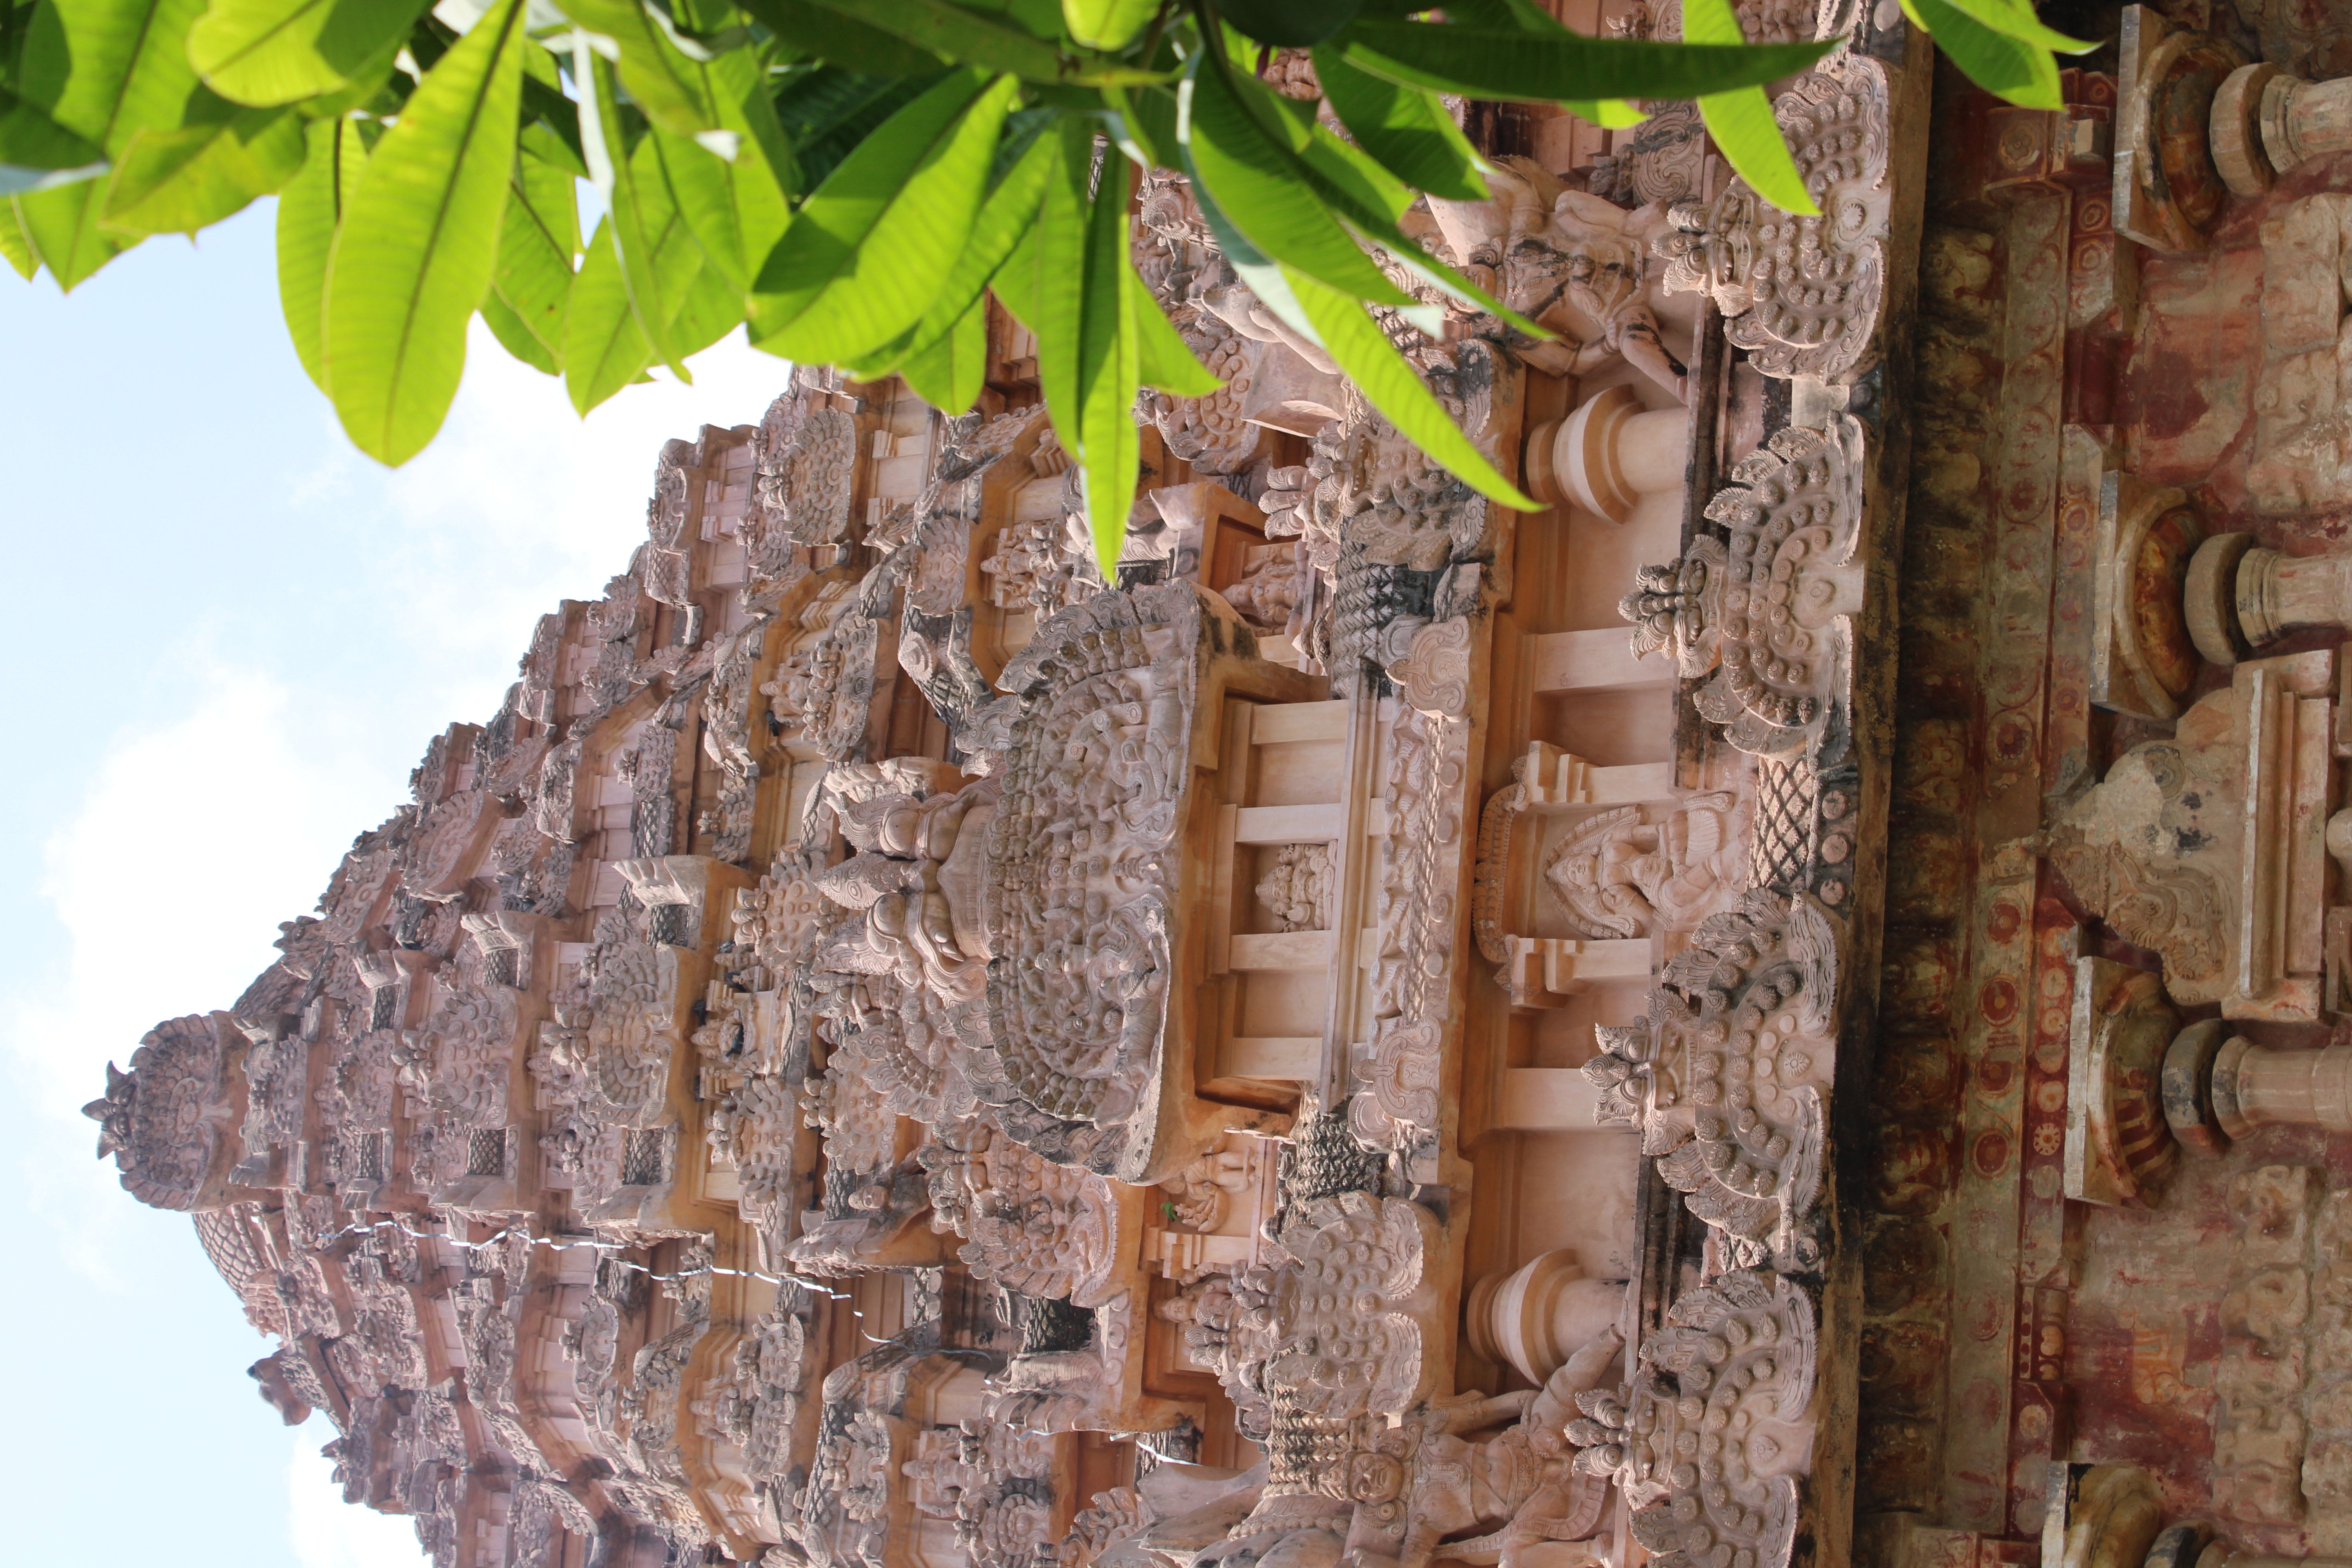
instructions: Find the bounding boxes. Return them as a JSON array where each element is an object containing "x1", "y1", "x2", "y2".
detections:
[{"x1": 84, "y1": 4, "x2": 2352, "y2": 1565}]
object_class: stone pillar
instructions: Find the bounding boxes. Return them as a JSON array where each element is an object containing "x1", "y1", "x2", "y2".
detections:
[
  {"x1": 2187, "y1": 532, "x2": 2352, "y2": 664},
  {"x1": 2213, "y1": 61, "x2": 2352, "y2": 197},
  {"x1": 1462, "y1": 1249, "x2": 1626, "y2": 1385},
  {"x1": 1524, "y1": 384, "x2": 1688, "y2": 523},
  {"x1": 2164, "y1": 1022, "x2": 2352, "y2": 1145}
]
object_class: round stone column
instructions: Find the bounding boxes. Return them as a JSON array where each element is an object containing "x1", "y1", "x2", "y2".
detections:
[{"x1": 1524, "y1": 385, "x2": 1689, "y2": 524}]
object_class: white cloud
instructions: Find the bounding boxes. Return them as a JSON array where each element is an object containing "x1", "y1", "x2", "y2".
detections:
[
  {"x1": 2, "y1": 659, "x2": 382, "y2": 1285},
  {"x1": 289, "y1": 1418, "x2": 430, "y2": 1568},
  {"x1": 286, "y1": 323, "x2": 789, "y2": 727},
  {"x1": 4, "y1": 325, "x2": 793, "y2": 1284}
]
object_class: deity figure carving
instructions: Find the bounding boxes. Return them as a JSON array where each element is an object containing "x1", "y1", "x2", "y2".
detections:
[
  {"x1": 1257, "y1": 843, "x2": 1335, "y2": 933},
  {"x1": 1543, "y1": 794, "x2": 1748, "y2": 938},
  {"x1": 1337, "y1": 1329, "x2": 1624, "y2": 1568},
  {"x1": 1428, "y1": 160, "x2": 1688, "y2": 402},
  {"x1": 819, "y1": 773, "x2": 1000, "y2": 1007}
]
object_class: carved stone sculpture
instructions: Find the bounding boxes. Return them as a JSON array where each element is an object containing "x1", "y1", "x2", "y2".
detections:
[
  {"x1": 1653, "y1": 55, "x2": 1891, "y2": 381},
  {"x1": 1584, "y1": 893, "x2": 1837, "y2": 1265},
  {"x1": 1621, "y1": 415, "x2": 1866, "y2": 760},
  {"x1": 1543, "y1": 793, "x2": 1748, "y2": 939}
]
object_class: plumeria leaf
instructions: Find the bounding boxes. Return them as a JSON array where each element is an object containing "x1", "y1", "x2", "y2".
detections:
[
  {"x1": 1334, "y1": 18, "x2": 1831, "y2": 102},
  {"x1": 1062, "y1": 0, "x2": 1156, "y2": 51},
  {"x1": 321, "y1": 0, "x2": 528, "y2": 463},
  {"x1": 187, "y1": 0, "x2": 432, "y2": 108},
  {"x1": 1310, "y1": 45, "x2": 1486, "y2": 201},
  {"x1": 1682, "y1": 0, "x2": 1817, "y2": 216},
  {"x1": 1285, "y1": 262, "x2": 1537, "y2": 512},
  {"x1": 1903, "y1": 0, "x2": 2063, "y2": 109},
  {"x1": 750, "y1": 67, "x2": 1017, "y2": 364},
  {"x1": 277, "y1": 113, "x2": 367, "y2": 390}
]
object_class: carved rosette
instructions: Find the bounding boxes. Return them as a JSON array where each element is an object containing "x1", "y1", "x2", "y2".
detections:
[
  {"x1": 583, "y1": 941, "x2": 682, "y2": 1128},
  {"x1": 1624, "y1": 415, "x2": 1865, "y2": 761},
  {"x1": 407, "y1": 982, "x2": 519, "y2": 1128},
  {"x1": 1584, "y1": 893, "x2": 1837, "y2": 1265},
  {"x1": 1568, "y1": 1270, "x2": 1818, "y2": 1568},
  {"x1": 763, "y1": 600, "x2": 880, "y2": 762},
  {"x1": 1654, "y1": 55, "x2": 1890, "y2": 382},
  {"x1": 1227, "y1": 1193, "x2": 1438, "y2": 1426},
  {"x1": 924, "y1": 1122, "x2": 1122, "y2": 1307},
  {"x1": 751, "y1": 393, "x2": 857, "y2": 548}
]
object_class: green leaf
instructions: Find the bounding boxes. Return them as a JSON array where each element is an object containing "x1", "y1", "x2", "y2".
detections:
[
  {"x1": 14, "y1": 0, "x2": 216, "y2": 288},
  {"x1": 1681, "y1": 0, "x2": 1815, "y2": 217},
  {"x1": 750, "y1": 67, "x2": 1017, "y2": 363},
  {"x1": 577, "y1": 46, "x2": 690, "y2": 377},
  {"x1": 1221, "y1": 0, "x2": 1359, "y2": 47},
  {"x1": 1210, "y1": 62, "x2": 1543, "y2": 337},
  {"x1": 1334, "y1": 19, "x2": 1831, "y2": 102},
  {"x1": 1126, "y1": 263, "x2": 1218, "y2": 397},
  {"x1": 1022, "y1": 118, "x2": 1088, "y2": 459},
  {"x1": 1104, "y1": 82, "x2": 1176, "y2": 169},
  {"x1": 897, "y1": 288, "x2": 986, "y2": 412},
  {"x1": 0, "y1": 201, "x2": 40, "y2": 277},
  {"x1": 278, "y1": 113, "x2": 365, "y2": 388},
  {"x1": 1285, "y1": 262, "x2": 1537, "y2": 513},
  {"x1": 1062, "y1": 0, "x2": 1155, "y2": 51},
  {"x1": 737, "y1": 0, "x2": 946, "y2": 76},
  {"x1": 1310, "y1": 46, "x2": 1485, "y2": 201},
  {"x1": 773, "y1": 66, "x2": 935, "y2": 193},
  {"x1": 322, "y1": 0, "x2": 528, "y2": 463},
  {"x1": 653, "y1": 52, "x2": 789, "y2": 294},
  {"x1": 187, "y1": 0, "x2": 433, "y2": 108},
  {"x1": 1695, "y1": 88, "x2": 1813, "y2": 213},
  {"x1": 492, "y1": 142, "x2": 577, "y2": 361},
  {"x1": 480, "y1": 287, "x2": 561, "y2": 372},
  {"x1": 520, "y1": 76, "x2": 590, "y2": 176},
  {"x1": 899, "y1": 121, "x2": 1053, "y2": 361},
  {"x1": 1182, "y1": 54, "x2": 1417, "y2": 308},
  {"x1": 554, "y1": 0, "x2": 724, "y2": 140},
  {"x1": 0, "y1": 88, "x2": 109, "y2": 192},
  {"x1": 790, "y1": 0, "x2": 1155, "y2": 84},
  {"x1": 1935, "y1": 0, "x2": 2097, "y2": 55},
  {"x1": 1561, "y1": 97, "x2": 1647, "y2": 128},
  {"x1": 1903, "y1": 0, "x2": 2062, "y2": 110},
  {"x1": 102, "y1": 100, "x2": 305, "y2": 233},
  {"x1": 564, "y1": 214, "x2": 656, "y2": 410},
  {"x1": 1074, "y1": 153, "x2": 1138, "y2": 575}
]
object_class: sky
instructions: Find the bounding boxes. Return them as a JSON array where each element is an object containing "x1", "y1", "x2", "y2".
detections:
[{"x1": 0, "y1": 198, "x2": 789, "y2": 1567}]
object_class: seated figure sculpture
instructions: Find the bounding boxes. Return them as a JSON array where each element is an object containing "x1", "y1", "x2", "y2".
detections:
[
  {"x1": 820, "y1": 777, "x2": 1000, "y2": 1006},
  {"x1": 1341, "y1": 1325, "x2": 1626, "y2": 1568},
  {"x1": 1427, "y1": 159, "x2": 1688, "y2": 404}
]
